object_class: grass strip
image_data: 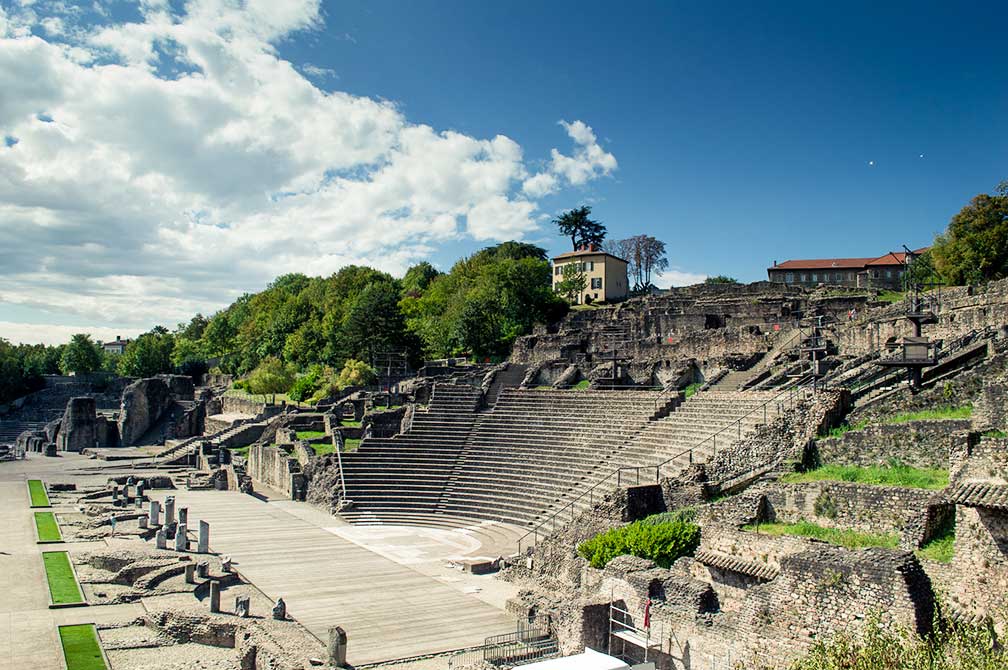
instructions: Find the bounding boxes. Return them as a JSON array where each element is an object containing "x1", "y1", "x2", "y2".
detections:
[
  {"x1": 43, "y1": 551, "x2": 84, "y2": 605},
  {"x1": 743, "y1": 521, "x2": 899, "y2": 550},
  {"x1": 59, "y1": 624, "x2": 108, "y2": 670},
  {"x1": 781, "y1": 464, "x2": 948, "y2": 490},
  {"x1": 28, "y1": 479, "x2": 51, "y2": 507},
  {"x1": 820, "y1": 406, "x2": 973, "y2": 439},
  {"x1": 35, "y1": 511, "x2": 63, "y2": 543},
  {"x1": 343, "y1": 438, "x2": 361, "y2": 452},
  {"x1": 295, "y1": 430, "x2": 327, "y2": 440}
]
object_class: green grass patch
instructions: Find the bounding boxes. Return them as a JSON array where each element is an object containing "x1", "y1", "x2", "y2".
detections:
[
  {"x1": 577, "y1": 512, "x2": 700, "y2": 569},
  {"x1": 35, "y1": 511, "x2": 63, "y2": 543},
  {"x1": 43, "y1": 551, "x2": 84, "y2": 605},
  {"x1": 28, "y1": 479, "x2": 50, "y2": 507},
  {"x1": 982, "y1": 429, "x2": 1007, "y2": 439},
  {"x1": 343, "y1": 438, "x2": 361, "y2": 452},
  {"x1": 295, "y1": 430, "x2": 327, "y2": 440},
  {"x1": 819, "y1": 420, "x2": 868, "y2": 438},
  {"x1": 59, "y1": 624, "x2": 108, "y2": 670},
  {"x1": 311, "y1": 441, "x2": 335, "y2": 456},
  {"x1": 877, "y1": 290, "x2": 906, "y2": 303},
  {"x1": 917, "y1": 531, "x2": 955, "y2": 563},
  {"x1": 683, "y1": 382, "x2": 702, "y2": 398},
  {"x1": 226, "y1": 445, "x2": 251, "y2": 458},
  {"x1": 340, "y1": 419, "x2": 361, "y2": 428},
  {"x1": 780, "y1": 464, "x2": 948, "y2": 490},
  {"x1": 572, "y1": 379, "x2": 591, "y2": 390},
  {"x1": 884, "y1": 405, "x2": 972, "y2": 423},
  {"x1": 742, "y1": 521, "x2": 899, "y2": 550}
]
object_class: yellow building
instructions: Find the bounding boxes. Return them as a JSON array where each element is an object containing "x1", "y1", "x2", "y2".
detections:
[{"x1": 552, "y1": 247, "x2": 629, "y2": 304}]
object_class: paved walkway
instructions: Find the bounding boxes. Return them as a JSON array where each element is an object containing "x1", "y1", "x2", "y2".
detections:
[
  {"x1": 0, "y1": 474, "x2": 143, "y2": 669},
  {"x1": 157, "y1": 490, "x2": 518, "y2": 665}
]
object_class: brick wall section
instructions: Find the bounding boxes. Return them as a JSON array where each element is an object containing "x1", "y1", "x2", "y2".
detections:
[{"x1": 813, "y1": 419, "x2": 971, "y2": 470}]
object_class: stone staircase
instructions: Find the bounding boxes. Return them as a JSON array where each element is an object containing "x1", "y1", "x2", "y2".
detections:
[
  {"x1": 0, "y1": 420, "x2": 47, "y2": 445},
  {"x1": 483, "y1": 363, "x2": 528, "y2": 407},
  {"x1": 338, "y1": 387, "x2": 676, "y2": 527},
  {"x1": 337, "y1": 384, "x2": 483, "y2": 525}
]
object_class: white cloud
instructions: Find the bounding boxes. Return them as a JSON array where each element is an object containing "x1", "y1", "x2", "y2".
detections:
[
  {"x1": 550, "y1": 120, "x2": 618, "y2": 185},
  {"x1": 0, "y1": 321, "x2": 144, "y2": 347},
  {"x1": 0, "y1": 0, "x2": 617, "y2": 341},
  {"x1": 522, "y1": 119, "x2": 617, "y2": 195},
  {"x1": 300, "y1": 62, "x2": 337, "y2": 79},
  {"x1": 657, "y1": 269, "x2": 709, "y2": 287}
]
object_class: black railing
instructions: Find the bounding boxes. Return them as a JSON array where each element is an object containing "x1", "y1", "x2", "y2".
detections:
[{"x1": 514, "y1": 377, "x2": 816, "y2": 556}]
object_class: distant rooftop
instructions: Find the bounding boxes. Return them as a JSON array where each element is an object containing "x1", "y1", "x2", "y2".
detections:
[{"x1": 769, "y1": 247, "x2": 929, "y2": 272}]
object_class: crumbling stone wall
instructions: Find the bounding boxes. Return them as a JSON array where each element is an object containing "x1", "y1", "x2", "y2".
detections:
[
  {"x1": 974, "y1": 381, "x2": 1008, "y2": 432},
  {"x1": 764, "y1": 482, "x2": 946, "y2": 549},
  {"x1": 247, "y1": 445, "x2": 303, "y2": 499},
  {"x1": 812, "y1": 419, "x2": 970, "y2": 470},
  {"x1": 55, "y1": 397, "x2": 98, "y2": 452}
]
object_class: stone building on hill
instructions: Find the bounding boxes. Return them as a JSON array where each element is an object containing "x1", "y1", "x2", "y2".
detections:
[
  {"x1": 767, "y1": 248, "x2": 929, "y2": 290},
  {"x1": 552, "y1": 246, "x2": 629, "y2": 304}
]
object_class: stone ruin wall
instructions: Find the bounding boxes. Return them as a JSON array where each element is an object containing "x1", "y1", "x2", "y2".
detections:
[
  {"x1": 511, "y1": 284, "x2": 872, "y2": 375},
  {"x1": 247, "y1": 444, "x2": 302, "y2": 499},
  {"x1": 835, "y1": 278, "x2": 1008, "y2": 356},
  {"x1": 764, "y1": 481, "x2": 947, "y2": 549},
  {"x1": 813, "y1": 419, "x2": 971, "y2": 470}
]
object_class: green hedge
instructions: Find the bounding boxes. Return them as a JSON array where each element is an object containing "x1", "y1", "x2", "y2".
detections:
[{"x1": 577, "y1": 515, "x2": 700, "y2": 569}]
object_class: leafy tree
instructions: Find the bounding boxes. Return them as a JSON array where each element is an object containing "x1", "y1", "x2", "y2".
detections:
[
  {"x1": 334, "y1": 359, "x2": 376, "y2": 390},
  {"x1": 553, "y1": 206, "x2": 607, "y2": 250},
  {"x1": 247, "y1": 356, "x2": 296, "y2": 403},
  {"x1": 555, "y1": 261, "x2": 588, "y2": 303},
  {"x1": 59, "y1": 334, "x2": 103, "y2": 375},
  {"x1": 117, "y1": 329, "x2": 175, "y2": 378},
  {"x1": 606, "y1": 235, "x2": 668, "y2": 289},
  {"x1": 401, "y1": 262, "x2": 440, "y2": 297},
  {"x1": 342, "y1": 281, "x2": 406, "y2": 363},
  {"x1": 455, "y1": 295, "x2": 503, "y2": 359},
  {"x1": 931, "y1": 188, "x2": 1008, "y2": 285},
  {"x1": 705, "y1": 275, "x2": 740, "y2": 284}
]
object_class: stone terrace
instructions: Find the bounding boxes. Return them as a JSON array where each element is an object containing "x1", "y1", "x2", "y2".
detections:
[{"x1": 339, "y1": 386, "x2": 783, "y2": 530}]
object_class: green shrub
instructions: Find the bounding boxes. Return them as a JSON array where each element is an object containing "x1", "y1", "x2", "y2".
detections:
[
  {"x1": 683, "y1": 382, "x2": 702, "y2": 398},
  {"x1": 577, "y1": 516, "x2": 700, "y2": 569},
  {"x1": 788, "y1": 613, "x2": 1007, "y2": 670},
  {"x1": 288, "y1": 365, "x2": 325, "y2": 402}
]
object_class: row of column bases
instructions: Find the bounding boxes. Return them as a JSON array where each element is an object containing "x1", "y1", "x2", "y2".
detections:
[{"x1": 140, "y1": 497, "x2": 210, "y2": 553}]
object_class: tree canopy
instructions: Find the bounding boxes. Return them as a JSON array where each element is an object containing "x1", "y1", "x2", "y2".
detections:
[
  {"x1": 704, "y1": 275, "x2": 740, "y2": 284},
  {"x1": 931, "y1": 187, "x2": 1008, "y2": 285},
  {"x1": 553, "y1": 206, "x2": 607, "y2": 250},
  {"x1": 59, "y1": 334, "x2": 104, "y2": 375},
  {"x1": 604, "y1": 235, "x2": 668, "y2": 291}
]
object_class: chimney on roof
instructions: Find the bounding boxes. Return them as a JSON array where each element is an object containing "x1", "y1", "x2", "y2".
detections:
[{"x1": 773, "y1": 260, "x2": 777, "y2": 267}]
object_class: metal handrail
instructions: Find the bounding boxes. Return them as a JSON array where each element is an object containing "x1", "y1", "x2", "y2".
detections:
[{"x1": 514, "y1": 376, "x2": 816, "y2": 556}]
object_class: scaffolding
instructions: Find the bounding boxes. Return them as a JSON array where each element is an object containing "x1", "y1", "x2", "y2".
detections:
[
  {"x1": 874, "y1": 246, "x2": 942, "y2": 390},
  {"x1": 608, "y1": 600, "x2": 663, "y2": 664}
]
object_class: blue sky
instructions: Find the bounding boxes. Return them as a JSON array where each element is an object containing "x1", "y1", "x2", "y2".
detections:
[{"x1": 0, "y1": 0, "x2": 1005, "y2": 344}]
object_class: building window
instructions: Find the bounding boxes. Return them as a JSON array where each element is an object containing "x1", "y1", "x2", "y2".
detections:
[
  {"x1": 593, "y1": 292, "x2": 598, "y2": 299},
  {"x1": 848, "y1": 273, "x2": 854, "y2": 281},
  {"x1": 554, "y1": 265, "x2": 562, "y2": 276},
  {"x1": 785, "y1": 272, "x2": 794, "y2": 282},
  {"x1": 812, "y1": 273, "x2": 818, "y2": 282},
  {"x1": 588, "y1": 261, "x2": 594, "y2": 271},
  {"x1": 886, "y1": 270, "x2": 893, "y2": 278},
  {"x1": 801, "y1": 274, "x2": 807, "y2": 282},
  {"x1": 591, "y1": 277, "x2": 602, "y2": 289}
]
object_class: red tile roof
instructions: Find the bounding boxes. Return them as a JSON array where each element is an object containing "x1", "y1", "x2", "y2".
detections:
[
  {"x1": 769, "y1": 258, "x2": 876, "y2": 271},
  {"x1": 769, "y1": 247, "x2": 929, "y2": 272}
]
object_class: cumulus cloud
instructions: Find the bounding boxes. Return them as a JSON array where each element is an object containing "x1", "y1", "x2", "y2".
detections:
[
  {"x1": 522, "y1": 119, "x2": 617, "y2": 196},
  {"x1": 0, "y1": 0, "x2": 618, "y2": 341}
]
